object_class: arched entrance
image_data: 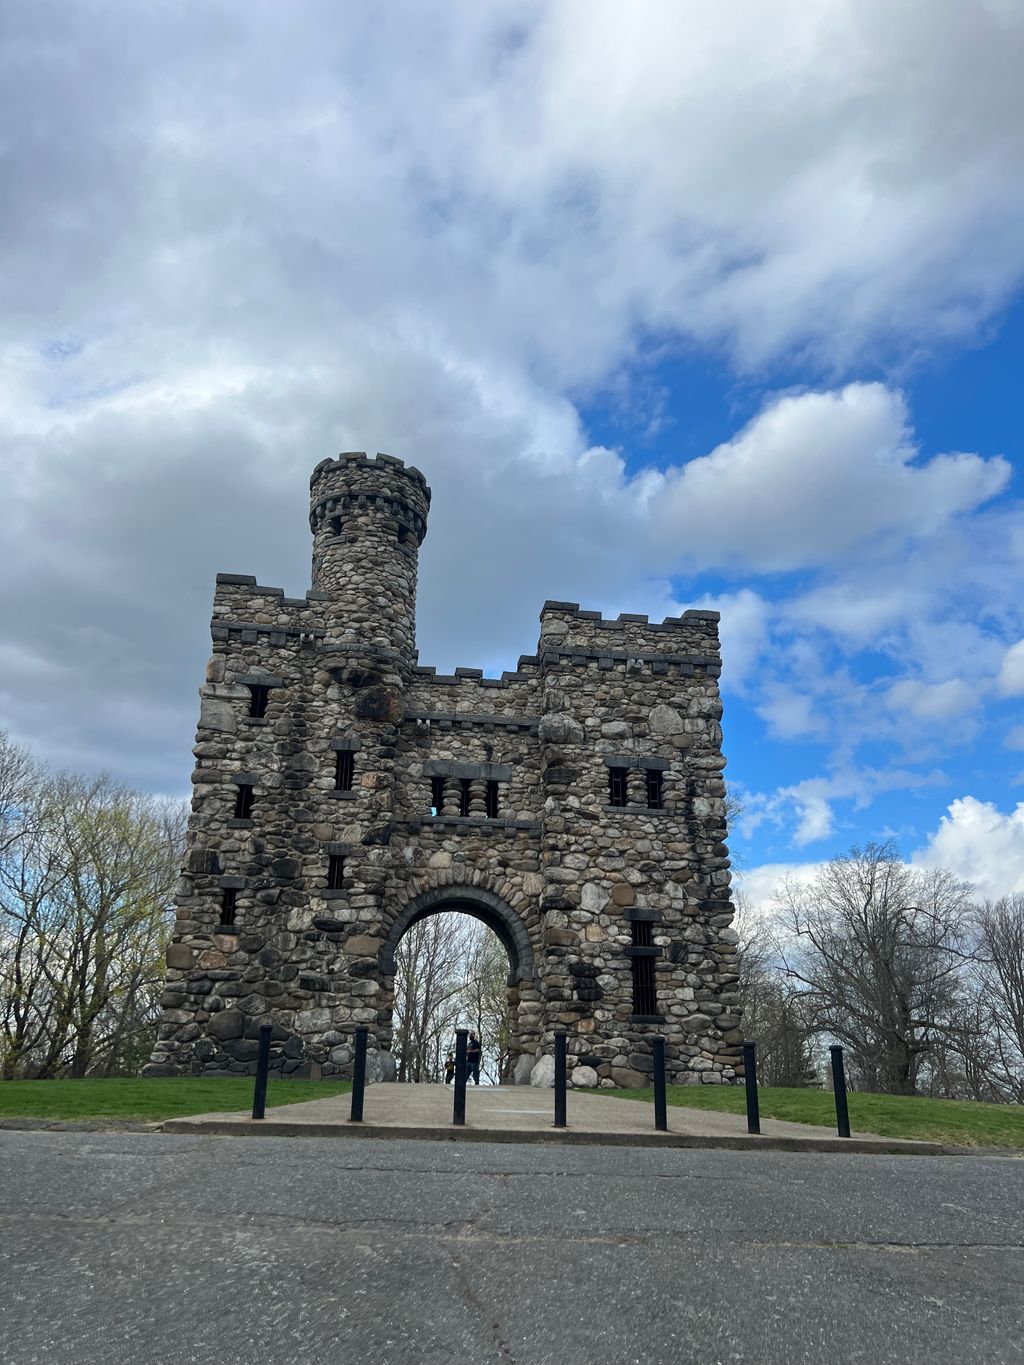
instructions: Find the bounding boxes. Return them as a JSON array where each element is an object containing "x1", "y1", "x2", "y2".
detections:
[{"x1": 379, "y1": 886, "x2": 540, "y2": 1082}]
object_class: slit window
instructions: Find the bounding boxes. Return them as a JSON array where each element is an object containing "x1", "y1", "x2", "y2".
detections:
[
  {"x1": 458, "y1": 778, "x2": 471, "y2": 817},
  {"x1": 220, "y1": 887, "x2": 237, "y2": 926},
  {"x1": 485, "y1": 780, "x2": 500, "y2": 819},
  {"x1": 645, "y1": 769, "x2": 664, "y2": 810},
  {"x1": 247, "y1": 684, "x2": 270, "y2": 718},
  {"x1": 335, "y1": 750, "x2": 355, "y2": 791},
  {"x1": 608, "y1": 766, "x2": 629, "y2": 807},
  {"x1": 329, "y1": 516, "x2": 344, "y2": 538},
  {"x1": 233, "y1": 784, "x2": 254, "y2": 819},
  {"x1": 430, "y1": 774, "x2": 445, "y2": 816},
  {"x1": 630, "y1": 921, "x2": 658, "y2": 1017},
  {"x1": 327, "y1": 855, "x2": 345, "y2": 890}
]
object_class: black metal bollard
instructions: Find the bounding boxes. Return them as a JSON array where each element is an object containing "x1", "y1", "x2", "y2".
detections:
[
  {"x1": 251, "y1": 1020, "x2": 273, "y2": 1120},
  {"x1": 349, "y1": 1025, "x2": 368, "y2": 1123},
  {"x1": 652, "y1": 1035, "x2": 668, "y2": 1132},
  {"x1": 830, "y1": 1044, "x2": 851, "y2": 1138},
  {"x1": 742, "y1": 1039, "x2": 761, "y2": 1136},
  {"x1": 554, "y1": 1030, "x2": 567, "y2": 1128},
  {"x1": 452, "y1": 1028, "x2": 468, "y2": 1126}
]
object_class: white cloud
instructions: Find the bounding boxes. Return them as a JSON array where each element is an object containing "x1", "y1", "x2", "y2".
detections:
[
  {"x1": 693, "y1": 589, "x2": 771, "y2": 690},
  {"x1": 996, "y1": 640, "x2": 1024, "y2": 696},
  {"x1": 735, "y1": 862, "x2": 823, "y2": 916},
  {"x1": 913, "y1": 796, "x2": 1024, "y2": 898},
  {"x1": 651, "y1": 385, "x2": 1008, "y2": 573},
  {"x1": 0, "y1": 0, "x2": 1023, "y2": 805},
  {"x1": 885, "y1": 678, "x2": 979, "y2": 721}
]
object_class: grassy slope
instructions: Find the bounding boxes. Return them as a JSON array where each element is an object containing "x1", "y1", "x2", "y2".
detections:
[
  {"x1": 0, "y1": 1077, "x2": 351, "y2": 1121},
  {"x1": 602, "y1": 1084, "x2": 1024, "y2": 1150}
]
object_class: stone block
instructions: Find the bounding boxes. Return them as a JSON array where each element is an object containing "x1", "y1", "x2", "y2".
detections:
[
  {"x1": 609, "y1": 1066, "x2": 648, "y2": 1088},
  {"x1": 530, "y1": 1055, "x2": 555, "y2": 1088},
  {"x1": 344, "y1": 935, "x2": 383, "y2": 957},
  {"x1": 207, "y1": 1009, "x2": 245, "y2": 1041},
  {"x1": 570, "y1": 1065, "x2": 599, "y2": 1088}
]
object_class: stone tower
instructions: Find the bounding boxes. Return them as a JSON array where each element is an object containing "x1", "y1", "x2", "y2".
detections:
[{"x1": 148, "y1": 452, "x2": 742, "y2": 1088}]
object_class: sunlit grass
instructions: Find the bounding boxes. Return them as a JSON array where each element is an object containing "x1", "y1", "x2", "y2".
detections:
[
  {"x1": 600, "y1": 1083, "x2": 1024, "y2": 1149},
  {"x1": 0, "y1": 1077, "x2": 351, "y2": 1121}
]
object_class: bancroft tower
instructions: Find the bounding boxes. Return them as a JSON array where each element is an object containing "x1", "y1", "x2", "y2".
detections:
[{"x1": 148, "y1": 452, "x2": 742, "y2": 1088}]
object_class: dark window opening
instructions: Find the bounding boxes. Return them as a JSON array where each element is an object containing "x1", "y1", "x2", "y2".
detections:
[
  {"x1": 458, "y1": 778, "x2": 472, "y2": 817},
  {"x1": 397, "y1": 525, "x2": 415, "y2": 546},
  {"x1": 485, "y1": 780, "x2": 500, "y2": 819},
  {"x1": 329, "y1": 516, "x2": 344, "y2": 538},
  {"x1": 247, "y1": 684, "x2": 269, "y2": 718},
  {"x1": 220, "y1": 887, "x2": 237, "y2": 926},
  {"x1": 632, "y1": 919, "x2": 653, "y2": 948},
  {"x1": 335, "y1": 750, "x2": 355, "y2": 791},
  {"x1": 327, "y1": 855, "x2": 345, "y2": 890},
  {"x1": 608, "y1": 766, "x2": 629, "y2": 807},
  {"x1": 430, "y1": 774, "x2": 445, "y2": 816},
  {"x1": 645, "y1": 768, "x2": 664, "y2": 810},
  {"x1": 631, "y1": 922, "x2": 657, "y2": 1015},
  {"x1": 233, "y1": 784, "x2": 254, "y2": 819}
]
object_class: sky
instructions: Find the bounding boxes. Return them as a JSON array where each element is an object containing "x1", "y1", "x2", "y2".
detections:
[{"x1": 2, "y1": 1, "x2": 1024, "y2": 907}]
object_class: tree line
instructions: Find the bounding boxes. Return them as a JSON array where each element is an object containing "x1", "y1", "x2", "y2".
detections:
[
  {"x1": 0, "y1": 732, "x2": 184, "y2": 1079},
  {"x1": 741, "y1": 841, "x2": 1024, "y2": 1102}
]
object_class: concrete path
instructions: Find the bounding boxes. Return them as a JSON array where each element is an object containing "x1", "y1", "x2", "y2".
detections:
[
  {"x1": 161, "y1": 1081, "x2": 945, "y2": 1154},
  {"x1": 3, "y1": 1130, "x2": 1022, "y2": 1364}
]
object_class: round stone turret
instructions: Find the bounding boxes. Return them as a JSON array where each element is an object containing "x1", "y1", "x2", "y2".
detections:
[{"x1": 309, "y1": 452, "x2": 431, "y2": 671}]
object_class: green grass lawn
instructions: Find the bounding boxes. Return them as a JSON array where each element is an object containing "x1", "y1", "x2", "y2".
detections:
[
  {"x1": 601, "y1": 1083, "x2": 1024, "y2": 1150},
  {"x1": 0, "y1": 1076, "x2": 351, "y2": 1122}
]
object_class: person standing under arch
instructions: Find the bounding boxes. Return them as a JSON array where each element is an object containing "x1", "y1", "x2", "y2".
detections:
[{"x1": 467, "y1": 1033, "x2": 482, "y2": 1085}]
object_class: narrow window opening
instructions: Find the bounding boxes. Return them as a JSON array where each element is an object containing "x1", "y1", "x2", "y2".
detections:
[
  {"x1": 485, "y1": 780, "x2": 500, "y2": 819},
  {"x1": 247, "y1": 684, "x2": 269, "y2": 718},
  {"x1": 632, "y1": 919, "x2": 653, "y2": 948},
  {"x1": 608, "y1": 766, "x2": 629, "y2": 807},
  {"x1": 430, "y1": 774, "x2": 445, "y2": 816},
  {"x1": 458, "y1": 778, "x2": 472, "y2": 817},
  {"x1": 329, "y1": 516, "x2": 344, "y2": 538},
  {"x1": 397, "y1": 525, "x2": 415, "y2": 546},
  {"x1": 335, "y1": 750, "x2": 355, "y2": 791},
  {"x1": 220, "y1": 887, "x2": 237, "y2": 927},
  {"x1": 645, "y1": 768, "x2": 664, "y2": 810},
  {"x1": 630, "y1": 920, "x2": 658, "y2": 1016},
  {"x1": 233, "y1": 784, "x2": 254, "y2": 819},
  {"x1": 327, "y1": 855, "x2": 345, "y2": 890}
]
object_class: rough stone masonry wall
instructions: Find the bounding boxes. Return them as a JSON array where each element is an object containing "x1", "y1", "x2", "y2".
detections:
[{"x1": 147, "y1": 451, "x2": 741, "y2": 1087}]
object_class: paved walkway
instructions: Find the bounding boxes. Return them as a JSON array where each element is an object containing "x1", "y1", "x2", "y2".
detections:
[{"x1": 161, "y1": 1082, "x2": 945, "y2": 1154}]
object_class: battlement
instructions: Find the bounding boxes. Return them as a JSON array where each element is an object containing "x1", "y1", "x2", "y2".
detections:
[
  {"x1": 310, "y1": 451, "x2": 431, "y2": 502},
  {"x1": 537, "y1": 599, "x2": 720, "y2": 660}
]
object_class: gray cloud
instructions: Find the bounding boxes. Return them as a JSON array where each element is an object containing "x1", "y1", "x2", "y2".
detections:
[{"x1": 2, "y1": 0, "x2": 1024, "y2": 827}]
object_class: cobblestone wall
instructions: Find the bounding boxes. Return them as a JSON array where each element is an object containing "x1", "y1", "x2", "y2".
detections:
[{"x1": 146, "y1": 453, "x2": 742, "y2": 1087}]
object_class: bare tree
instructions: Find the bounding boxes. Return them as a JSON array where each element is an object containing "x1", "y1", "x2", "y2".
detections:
[
  {"x1": 775, "y1": 842, "x2": 974, "y2": 1095},
  {"x1": 460, "y1": 924, "x2": 512, "y2": 1083},
  {"x1": 0, "y1": 741, "x2": 184, "y2": 1078},
  {"x1": 391, "y1": 913, "x2": 467, "y2": 1082},
  {"x1": 970, "y1": 896, "x2": 1024, "y2": 1103},
  {"x1": 391, "y1": 912, "x2": 513, "y2": 1083},
  {"x1": 734, "y1": 893, "x2": 816, "y2": 1087}
]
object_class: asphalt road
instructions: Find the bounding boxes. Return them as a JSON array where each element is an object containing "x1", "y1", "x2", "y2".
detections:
[{"x1": 1, "y1": 1132, "x2": 1022, "y2": 1365}]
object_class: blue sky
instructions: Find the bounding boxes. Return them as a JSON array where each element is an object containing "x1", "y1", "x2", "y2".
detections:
[{"x1": 2, "y1": 0, "x2": 1023, "y2": 904}]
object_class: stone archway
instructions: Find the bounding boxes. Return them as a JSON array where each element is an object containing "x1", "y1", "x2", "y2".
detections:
[{"x1": 379, "y1": 885, "x2": 541, "y2": 1083}]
